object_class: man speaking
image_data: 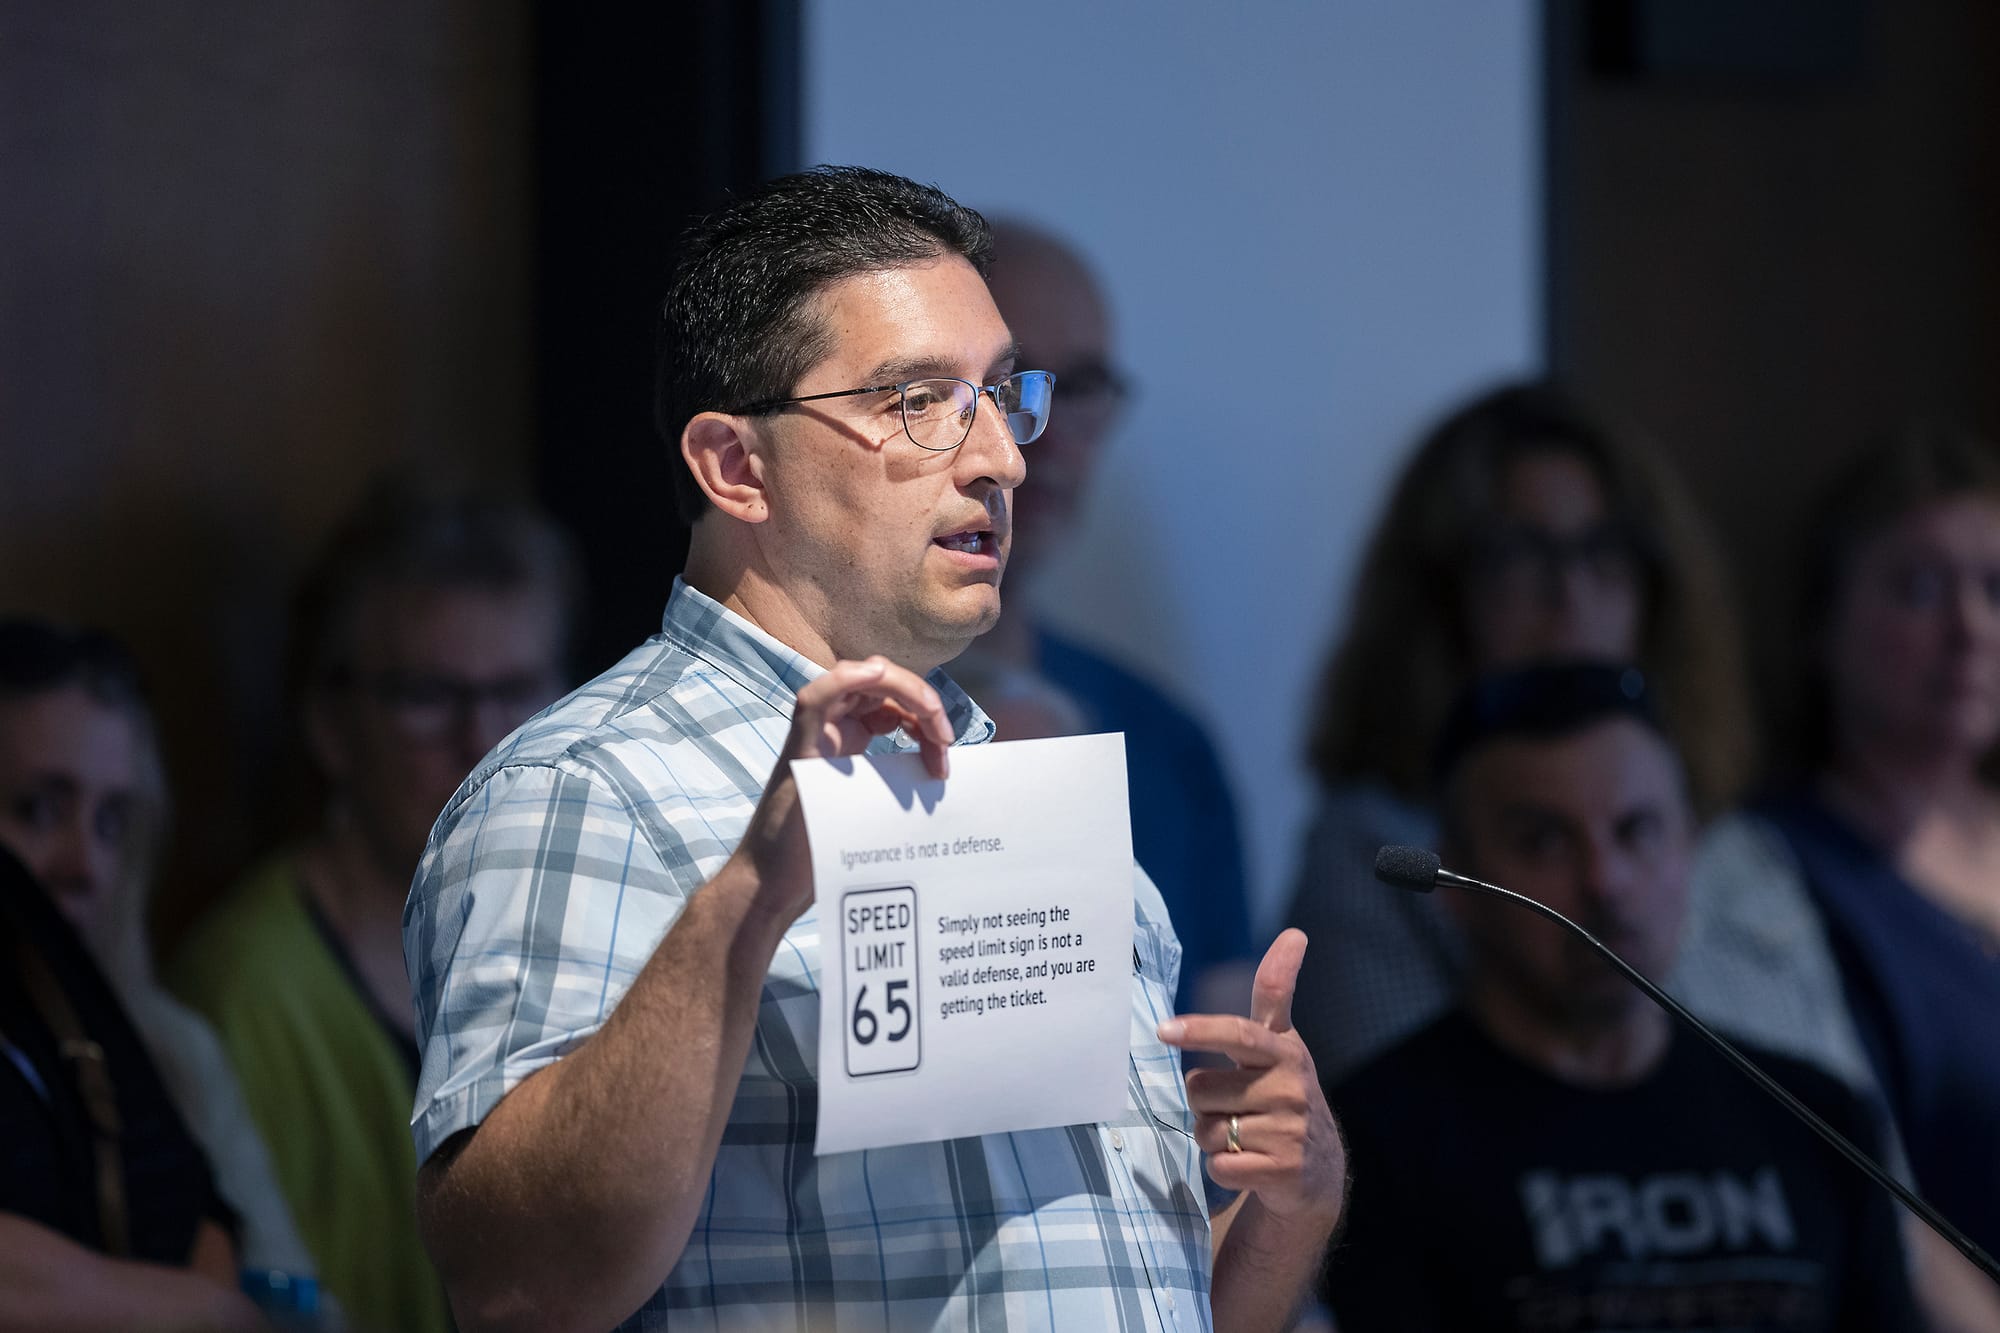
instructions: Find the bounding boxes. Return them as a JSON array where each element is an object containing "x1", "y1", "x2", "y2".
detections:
[{"x1": 403, "y1": 166, "x2": 1344, "y2": 1332}]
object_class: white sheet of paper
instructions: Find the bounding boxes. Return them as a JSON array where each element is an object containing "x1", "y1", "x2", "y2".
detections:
[{"x1": 793, "y1": 732, "x2": 1134, "y2": 1156}]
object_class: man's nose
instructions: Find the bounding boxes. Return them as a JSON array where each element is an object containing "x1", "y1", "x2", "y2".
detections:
[
  {"x1": 1574, "y1": 837, "x2": 1632, "y2": 911},
  {"x1": 958, "y1": 390, "x2": 1027, "y2": 490}
]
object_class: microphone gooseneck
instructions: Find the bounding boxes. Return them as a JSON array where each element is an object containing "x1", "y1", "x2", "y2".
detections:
[{"x1": 1372, "y1": 844, "x2": 2000, "y2": 1285}]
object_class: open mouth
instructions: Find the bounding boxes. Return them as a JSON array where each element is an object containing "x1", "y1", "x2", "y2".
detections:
[{"x1": 934, "y1": 530, "x2": 996, "y2": 556}]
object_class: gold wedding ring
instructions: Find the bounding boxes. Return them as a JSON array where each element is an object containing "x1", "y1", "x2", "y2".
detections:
[{"x1": 1226, "y1": 1114, "x2": 1242, "y2": 1153}]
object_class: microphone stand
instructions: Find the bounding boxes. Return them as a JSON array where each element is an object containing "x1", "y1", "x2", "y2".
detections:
[{"x1": 1379, "y1": 848, "x2": 2000, "y2": 1285}]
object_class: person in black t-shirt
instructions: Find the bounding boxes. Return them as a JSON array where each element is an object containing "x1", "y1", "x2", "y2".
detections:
[
  {"x1": 1321, "y1": 662, "x2": 1919, "y2": 1332},
  {"x1": 0, "y1": 843, "x2": 262, "y2": 1331}
]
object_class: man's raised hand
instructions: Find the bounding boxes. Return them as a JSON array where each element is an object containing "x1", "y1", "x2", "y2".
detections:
[
  {"x1": 1156, "y1": 928, "x2": 1347, "y2": 1225},
  {"x1": 733, "y1": 656, "x2": 955, "y2": 920},
  {"x1": 788, "y1": 656, "x2": 955, "y2": 779}
]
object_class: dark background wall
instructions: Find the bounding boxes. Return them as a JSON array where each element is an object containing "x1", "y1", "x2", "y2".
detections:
[
  {"x1": 1547, "y1": 0, "x2": 2000, "y2": 739},
  {"x1": 0, "y1": 3, "x2": 536, "y2": 937},
  {"x1": 531, "y1": 1, "x2": 798, "y2": 677}
]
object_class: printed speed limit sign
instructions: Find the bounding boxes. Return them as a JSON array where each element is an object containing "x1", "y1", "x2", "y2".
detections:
[
  {"x1": 794, "y1": 734, "x2": 1133, "y2": 1156},
  {"x1": 841, "y1": 885, "x2": 921, "y2": 1078}
]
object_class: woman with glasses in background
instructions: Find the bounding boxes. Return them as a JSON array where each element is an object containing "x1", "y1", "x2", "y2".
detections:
[{"x1": 1754, "y1": 423, "x2": 2000, "y2": 1303}]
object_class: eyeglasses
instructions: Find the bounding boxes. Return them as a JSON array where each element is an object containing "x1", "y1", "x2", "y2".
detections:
[
  {"x1": 728, "y1": 370, "x2": 1055, "y2": 452},
  {"x1": 1468, "y1": 522, "x2": 1643, "y2": 599}
]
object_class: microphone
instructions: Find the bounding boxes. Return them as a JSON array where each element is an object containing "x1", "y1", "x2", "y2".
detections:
[{"x1": 1373, "y1": 844, "x2": 2000, "y2": 1284}]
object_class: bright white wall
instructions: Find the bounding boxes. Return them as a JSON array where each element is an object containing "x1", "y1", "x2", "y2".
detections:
[{"x1": 806, "y1": 2, "x2": 1543, "y2": 931}]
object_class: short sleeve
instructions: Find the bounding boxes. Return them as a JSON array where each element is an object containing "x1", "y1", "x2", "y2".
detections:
[{"x1": 405, "y1": 761, "x2": 685, "y2": 1163}]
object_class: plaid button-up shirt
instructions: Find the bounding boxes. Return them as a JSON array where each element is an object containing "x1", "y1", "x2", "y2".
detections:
[{"x1": 406, "y1": 581, "x2": 1214, "y2": 1330}]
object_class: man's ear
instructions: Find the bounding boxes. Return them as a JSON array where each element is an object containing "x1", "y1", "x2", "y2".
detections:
[{"x1": 682, "y1": 412, "x2": 770, "y2": 523}]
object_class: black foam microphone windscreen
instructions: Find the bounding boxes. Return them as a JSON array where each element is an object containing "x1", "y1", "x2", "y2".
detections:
[{"x1": 1372, "y1": 844, "x2": 1442, "y2": 892}]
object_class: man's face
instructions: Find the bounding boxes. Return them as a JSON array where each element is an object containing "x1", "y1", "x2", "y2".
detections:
[
  {"x1": 983, "y1": 238, "x2": 1118, "y2": 581},
  {"x1": 0, "y1": 686, "x2": 141, "y2": 940},
  {"x1": 312, "y1": 581, "x2": 566, "y2": 878},
  {"x1": 749, "y1": 256, "x2": 1026, "y2": 670},
  {"x1": 1445, "y1": 718, "x2": 1694, "y2": 1034}
]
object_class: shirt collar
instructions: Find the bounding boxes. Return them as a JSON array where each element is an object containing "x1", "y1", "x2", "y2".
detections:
[{"x1": 659, "y1": 578, "x2": 995, "y2": 748}]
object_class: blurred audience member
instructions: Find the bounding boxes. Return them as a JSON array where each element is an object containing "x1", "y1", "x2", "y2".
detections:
[
  {"x1": 0, "y1": 617, "x2": 319, "y2": 1300},
  {"x1": 2, "y1": 840, "x2": 265, "y2": 1331},
  {"x1": 1279, "y1": 382, "x2": 1873, "y2": 1090},
  {"x1": 172, "y1": 482, "x2": 579, "y2": 1333},
  {"x1": 951, "y1": 217, "x2": 1255, "y2": 1015},
  {"x1": 1322, "y1": 663, "x2": 1919, "y2": 1331},
  {"x1": 1754, "y1": 422, "x2": 2000, "y2": 1272}
]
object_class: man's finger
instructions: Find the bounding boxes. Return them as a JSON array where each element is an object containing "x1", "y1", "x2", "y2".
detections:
[
  {"x1": 796, "y1": 656, "x2": 888, "y2": 715},
  {"x1": 1181, "y1": 1066, "x2": 1274, "y2": 1113},
  {"x1": 906, "y1": 671, "x2": 954, "y2": 779},
  {"x1": 1252, "y1": 928, "x2": 1306, "y2": 1034},
  {"x1": 909, "y1": 695, "x2": 952, "y2": 780},
  {"x1": 795, "y1": 657, "x2": 952, "y2": 778},
  {"x1": 1156, "y1": 1014, "x2": 1286, "y2": 1068}
]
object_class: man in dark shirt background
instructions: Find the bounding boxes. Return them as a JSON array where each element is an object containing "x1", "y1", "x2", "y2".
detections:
[{"x1": 1322, "y1": 662, "x2": 1918, "y2": 1332}]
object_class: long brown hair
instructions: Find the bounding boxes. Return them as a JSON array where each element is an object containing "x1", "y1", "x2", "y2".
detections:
[{"x1": 1306, "y1": 381, "x2": 1753, "y2": 817}]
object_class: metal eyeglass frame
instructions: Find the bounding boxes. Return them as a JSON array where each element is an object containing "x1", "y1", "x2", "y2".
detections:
[{"x1": 727, "y1": 370, "x2": 1055, "y2": 452}]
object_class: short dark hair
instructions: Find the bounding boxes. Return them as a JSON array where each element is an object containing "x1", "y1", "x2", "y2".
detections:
[
  {"x1": 1435, "y1": 661, "x2": 1684, "y2": 850},
  {"x1": 653, "y1": 165, "x2": 994, "y2": 526},
  {"x1": 1432, "y1": 660, "x2": 1665, "y2": 790},
  {"x1": 293, "y1": 476, "x2": 583, "y2": 694},
  {"x1": 0, "y1": 617, "x2": 147, "y2": 711}
]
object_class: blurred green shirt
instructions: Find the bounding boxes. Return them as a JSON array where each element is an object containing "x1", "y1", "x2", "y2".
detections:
[{"x1": 172, "y1": 856, "x2": 450, "y2": 1333}]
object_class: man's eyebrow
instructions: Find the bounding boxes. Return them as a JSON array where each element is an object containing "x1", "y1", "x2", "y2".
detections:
[
  {"x1": 863, "y1": 341, "x2": 1020, "y2": 386},
  {"x1": 860, "y1": 356, "x2": 956, "y2": 386}
]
